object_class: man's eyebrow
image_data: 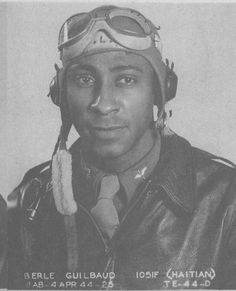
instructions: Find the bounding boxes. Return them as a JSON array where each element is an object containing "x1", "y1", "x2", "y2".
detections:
[
  {"x1": 68, "y1": 64, "x2": 96, "y2": 74},
  {"x1": 68, "y1": 64, "x2": 143, "y2": 74},
  {"x1": 109, "y1": 65, "x2": 143, "y2": 73}
]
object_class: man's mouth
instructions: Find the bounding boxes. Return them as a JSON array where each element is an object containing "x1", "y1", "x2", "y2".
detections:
[
  {"x1": 90, "y1": 126, "x2": 126, "y2": 139},
  {"x1": 93, "y1": 126, "x2": 125, "y2": 131}
]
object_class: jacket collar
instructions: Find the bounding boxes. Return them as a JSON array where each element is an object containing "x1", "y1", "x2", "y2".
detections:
[{"x1": 151, "y1": 134, "x2": 196, "y2": 214}]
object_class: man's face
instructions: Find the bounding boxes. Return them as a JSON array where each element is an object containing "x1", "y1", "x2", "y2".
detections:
[{"x1": 66, "y1": 51, "x2": 155, "y2": 160}]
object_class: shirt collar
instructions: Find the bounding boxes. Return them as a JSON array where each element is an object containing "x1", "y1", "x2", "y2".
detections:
[{"x1": 79, "y1": 134, "x2": 161, "y2": 202}]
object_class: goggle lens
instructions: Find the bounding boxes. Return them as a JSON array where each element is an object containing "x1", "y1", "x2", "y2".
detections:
[
  {"x1": 109, "y1": 15, "x2": 146, "y2": 36},
  {"x1": 67, "y1": 14, "x2": 91, "y2": 38},
  {"x1": 59, "y1": 13, "x2": 91, "y2": 46}
]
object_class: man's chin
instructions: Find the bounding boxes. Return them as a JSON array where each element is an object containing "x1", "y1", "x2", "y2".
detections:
[
  {"x1": 90, "y1": 143, "x2": 125, "y2": 160},
  {"x1": 92, "y1": 149, "x2": 121, "y2": 160}
]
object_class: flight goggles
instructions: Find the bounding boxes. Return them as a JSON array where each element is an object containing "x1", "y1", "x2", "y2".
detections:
[{"x1": 58, "y1": 6, "x2": 161, "y2": 52}]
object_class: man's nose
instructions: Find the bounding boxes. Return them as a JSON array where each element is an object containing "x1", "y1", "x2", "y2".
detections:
[{"x1": 89, "y1": 83, "x2": 119, "y2": 115}]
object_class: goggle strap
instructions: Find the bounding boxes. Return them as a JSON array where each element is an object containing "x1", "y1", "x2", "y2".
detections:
[{"x1": 63, "y1": 21, "x2": 68, "y2": 43}]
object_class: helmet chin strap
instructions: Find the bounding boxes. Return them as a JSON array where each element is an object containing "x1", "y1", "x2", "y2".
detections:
[
  {"x1": 51, "y1": 65, "x2": 77, "y2": 216},
  {"x1": 59, "y1": 109, "x2": 72, "y2": 150}
]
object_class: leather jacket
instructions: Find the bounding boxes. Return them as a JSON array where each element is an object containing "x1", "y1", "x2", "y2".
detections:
[{"x1": 8, "y1": 134, "x2": 236, "y2": 290}]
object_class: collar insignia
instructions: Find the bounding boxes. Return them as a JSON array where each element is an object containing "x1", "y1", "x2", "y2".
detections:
[{"x1": 135, "y1": 167, "x2": 147, "y2": 180}]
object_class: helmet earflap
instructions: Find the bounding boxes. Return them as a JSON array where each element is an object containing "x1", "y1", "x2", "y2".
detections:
[
  {"x1": 165, "y1": 59, "x2": 178, "y2": 102},
  {"x1": 47, "y1": 64, "x2": 72, "y2": 148},
  {"x1": 152, "y1": 59, "x2": 178, "y2": 108},
  {"x1": 47, "y1": 64, "x2": 63, "y2": 107}
]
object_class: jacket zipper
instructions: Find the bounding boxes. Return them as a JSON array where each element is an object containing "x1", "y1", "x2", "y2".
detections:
[{"x1": 77, "y1": 202, "x2": 110, "y2": 253}]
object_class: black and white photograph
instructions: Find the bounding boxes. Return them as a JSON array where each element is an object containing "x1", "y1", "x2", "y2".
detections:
[{"x1": 1, "y1": 0, "x2": 236, "y2": 290}]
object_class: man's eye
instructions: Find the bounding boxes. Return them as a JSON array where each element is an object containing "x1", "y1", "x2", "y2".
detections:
[
  {"x1": 74, "y1": 75, "x2": 95, "y2": 87},
  {"x1": 116, "y1": 76, "x2": 137, "y2": 87}
]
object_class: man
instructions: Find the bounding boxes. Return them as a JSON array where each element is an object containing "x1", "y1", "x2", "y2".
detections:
[{"x1": 8, "y1": 5, "x2": 236, "y2": 290}]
